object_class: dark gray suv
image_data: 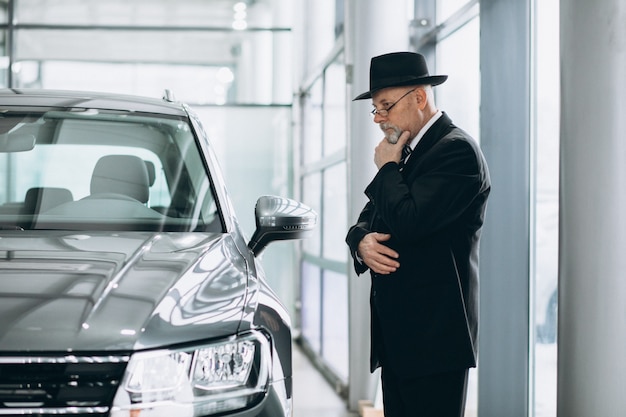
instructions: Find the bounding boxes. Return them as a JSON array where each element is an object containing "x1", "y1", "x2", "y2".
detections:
[{"x1": 0, "y1": 89, "x2": 315, "y2": 417}]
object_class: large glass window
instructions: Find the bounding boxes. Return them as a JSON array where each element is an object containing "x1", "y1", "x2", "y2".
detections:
[
  {"x1": 436, "y1": 15, "x2": 480, "y2": 141},
  {"x1": 301, "y1": 261, "x2": 322, "y2": 353},
  {"x1": 298, "y1": 51, "x2": 349, "y2": 387},
  {"x1": 322, "y1": 269, "x2": 348, "y2": 380},
  {"x1": 302, "y1": 79, "x2": 323, "y2": 166},
  {"x1": 322, "y1": 162, "x2": 347, "y2": 262},
  {"x1": 302, "y1": 172, "x2": 322, "y2": 257},
  {"x1": 437, "y1": 0, "x2": 474, "y2": 24},
  {"x1": 323, "y1": 60, "x2": 346, "y2": 157},
  {"x1": 302, "y1": 0, "x2": 337, "y2": 75},
  {"x1": 532, "y1": 0, "x2": 559, "y2": 416}
]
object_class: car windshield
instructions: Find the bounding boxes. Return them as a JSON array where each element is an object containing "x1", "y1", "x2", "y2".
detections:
[{"x1": 0, "y1": 108, "x2": 223, "y2": 232}]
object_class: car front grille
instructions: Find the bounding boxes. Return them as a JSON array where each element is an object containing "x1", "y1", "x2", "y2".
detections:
[{"x1": 0, "y1": 354, "x2": 129, "y2": 416}]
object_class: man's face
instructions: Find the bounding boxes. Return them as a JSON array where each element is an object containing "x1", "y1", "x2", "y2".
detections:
[{"x1": 371, "y1": 86, "x2": 422, "y2": 143}]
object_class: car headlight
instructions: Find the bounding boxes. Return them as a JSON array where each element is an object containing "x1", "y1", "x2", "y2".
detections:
[{"x1": 110, "y1": 331, "x2": 270, "y2": 417}]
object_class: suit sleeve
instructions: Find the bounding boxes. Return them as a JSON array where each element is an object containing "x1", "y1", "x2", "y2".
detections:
[
  {"x1": 345, "y1": 201, "x2": 374, "y2": 275},
  {"x1": 365, "y1": 136, "x2": 488, "y2": 244}
]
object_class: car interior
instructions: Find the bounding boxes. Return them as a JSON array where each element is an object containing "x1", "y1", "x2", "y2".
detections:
[{"x1": 0, "y1": 110, "x2": 224, "y2": 232}]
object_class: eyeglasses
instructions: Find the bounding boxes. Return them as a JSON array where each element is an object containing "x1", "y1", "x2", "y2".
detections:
[{"x1": 371, "y1": 88, "x2": 417, "y2": 117}]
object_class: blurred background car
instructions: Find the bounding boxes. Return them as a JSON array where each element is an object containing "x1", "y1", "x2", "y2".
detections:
[{"x1": 0, "y1": 88, "x2": 316, "y2": 417}]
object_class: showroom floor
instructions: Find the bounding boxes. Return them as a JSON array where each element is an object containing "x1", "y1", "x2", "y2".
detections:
[{"x1": 292, "y1": 346, "x2": 359, "y2": 417}]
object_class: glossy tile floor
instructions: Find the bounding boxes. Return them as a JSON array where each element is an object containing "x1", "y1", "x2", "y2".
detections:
[{"x1": 292, "y1": 346, "x2": 359, "y2": 417}]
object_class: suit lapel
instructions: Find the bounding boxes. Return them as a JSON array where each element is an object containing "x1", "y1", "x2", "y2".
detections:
[{"x1": 404, "y1": 112, "x2": 454, "y2": 172}]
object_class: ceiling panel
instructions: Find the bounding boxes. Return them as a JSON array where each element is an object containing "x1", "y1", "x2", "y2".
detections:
[{"x1": 15, "y1": 0, "x2": 292, "y2": 28}]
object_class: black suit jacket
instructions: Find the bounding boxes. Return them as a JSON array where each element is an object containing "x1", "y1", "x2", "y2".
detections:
[{"x1": 346, "y1": 113, "x2": 491, "y2": 378}]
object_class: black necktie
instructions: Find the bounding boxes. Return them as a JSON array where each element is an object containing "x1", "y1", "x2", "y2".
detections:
[{"x1": 399, "y1": 145, "x2": 412, "y2": 169}]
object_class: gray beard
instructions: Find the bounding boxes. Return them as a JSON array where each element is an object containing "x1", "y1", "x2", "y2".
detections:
[{"x1": 381, "y1": 123, "x2": 403, "y2": 144}]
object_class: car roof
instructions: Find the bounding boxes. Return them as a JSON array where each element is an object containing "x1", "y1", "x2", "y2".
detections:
[{"x1": 0, "y1": 88, "x2": 188, "y2": 117}]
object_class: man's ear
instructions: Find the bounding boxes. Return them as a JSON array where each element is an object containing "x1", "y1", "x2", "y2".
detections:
[{"x1": 415, "y1": 88, "x2": 428, "y2": 110}]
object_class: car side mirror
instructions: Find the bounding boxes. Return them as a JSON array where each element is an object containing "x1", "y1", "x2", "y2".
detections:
[{"x1": 248, "y1": 195, "x2": 317, "y2": 257}]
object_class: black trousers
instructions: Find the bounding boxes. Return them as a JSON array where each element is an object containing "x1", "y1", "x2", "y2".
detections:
[{"x1": 380, "y1": 365, "x2": 469, "y2": 417}]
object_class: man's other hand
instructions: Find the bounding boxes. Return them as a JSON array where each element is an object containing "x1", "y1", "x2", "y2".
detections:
[{"x1": 358, "y1": 232, "x2": 400, "y2": 274}]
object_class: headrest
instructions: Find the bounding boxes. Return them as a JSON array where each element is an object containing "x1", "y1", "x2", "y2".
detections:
[
  {"x1": 144, "y1": 160, "x2": 156, "y2": 186},
  {"x1": 23, "y1": 187, "x2": 73, "y2": 214},
  {"x1": 91, "y1": 155, "x2": 150, "y2": 203}
]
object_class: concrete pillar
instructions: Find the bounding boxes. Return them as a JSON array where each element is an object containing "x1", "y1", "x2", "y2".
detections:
[
  {"x1": 344, "y1": 0, "x2": 410, "y2": 411},
  {"x1": 478, "y1": 0, "x2": 531, "y2": 415},
  {"x1": 558, "y1": 1, "x2": 626, "y2": 416}
]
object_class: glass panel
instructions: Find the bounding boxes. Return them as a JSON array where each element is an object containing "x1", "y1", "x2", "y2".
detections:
[
  {"x1": 436, "y1": 0, "x2": 473, "y2": 24},
  {"x1": 14, "y1": 30, "x2": 293, "y2": 104},
  {"x1": 191, "y1": 106, "x2": 292, "y2": 239},
  {"x1": 533, "y1": 0, "x2": 560, "y2": 416},
  {"x1": 15, "y1": 0, "x2": 293, "y2": 27},
  {"x1": 302, "y1": 172, "x2": 322, "y2": 257},
  {"x1": 303, "y1": 0, "x2": 336, "y2": 74},
  {"x1": 435, "y1": 16, "x2": 480, "y2": 142},
  {"x1": 301, "y1": 261, "x2": 321, "y2": 353},
  {"x1": 321, "y1": 270, "x2": 349, "y2": 381},
  {"x1": 322, "y1": 162, "x2": 347, "y2": 262},
  {"x1": 0, "y1": 0, "x2": 7, "y2": 24},
  {"x1": 303, "y1": 78, "x2": 323, "y2": 165},
  {"x1": 323, "y1": 56, "x2": 346, "y2": 157}
]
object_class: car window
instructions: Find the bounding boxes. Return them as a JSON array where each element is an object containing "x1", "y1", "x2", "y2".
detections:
[{"x1": 0, "y1": 109, "x2": 223, "y2": 232}]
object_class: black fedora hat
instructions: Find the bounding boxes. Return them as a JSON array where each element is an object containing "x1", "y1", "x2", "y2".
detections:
[{"x1": 354, "y1": 52, "x2": 447, "y2": 100}]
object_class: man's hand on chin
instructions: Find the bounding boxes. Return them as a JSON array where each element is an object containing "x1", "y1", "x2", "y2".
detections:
[{"x1": 374, "y1": 130, "x2": 411, "y2": 169}]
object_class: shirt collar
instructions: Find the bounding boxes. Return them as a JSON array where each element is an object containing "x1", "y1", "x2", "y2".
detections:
[{"x1": 407, "y1": 110, "x2": 443, "y2": 151}]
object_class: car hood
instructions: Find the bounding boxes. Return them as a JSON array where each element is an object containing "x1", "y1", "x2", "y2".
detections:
[{"x1": 0, "y1": 231, "x2": 250, "y2": 352}]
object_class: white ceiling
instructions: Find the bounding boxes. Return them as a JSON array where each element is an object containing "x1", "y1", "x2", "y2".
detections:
[{"x1": 11, "y1": 0, "x2": 293, "y2": 65}]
